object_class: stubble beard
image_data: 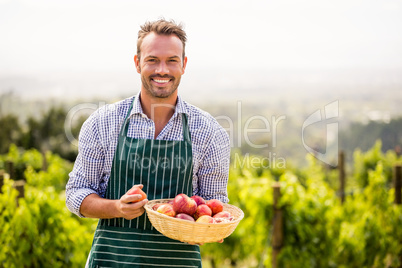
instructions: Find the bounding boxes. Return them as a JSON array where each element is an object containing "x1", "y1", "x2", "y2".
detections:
[{"x1": 141, "y1": 74, "x2": 181, "y2": 99}]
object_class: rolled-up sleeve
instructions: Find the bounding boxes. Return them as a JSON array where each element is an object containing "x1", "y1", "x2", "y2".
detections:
[{"x1": 66, "y1": 112, "x2": 106, "y2": 217}]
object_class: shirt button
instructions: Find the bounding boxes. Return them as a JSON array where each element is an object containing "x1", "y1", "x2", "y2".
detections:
[{"x1": 141, "y1": 114, "x2": 147, "y2": 118}]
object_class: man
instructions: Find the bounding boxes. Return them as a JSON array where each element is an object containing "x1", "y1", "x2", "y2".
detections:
[{"x1": 66, "y1": 18, "x2": 231, "y2": 267}]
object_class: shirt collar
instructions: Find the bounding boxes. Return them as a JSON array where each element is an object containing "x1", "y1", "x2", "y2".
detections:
[{"x1": 130, "y1": 91, "x2": 188, "y2": 118}]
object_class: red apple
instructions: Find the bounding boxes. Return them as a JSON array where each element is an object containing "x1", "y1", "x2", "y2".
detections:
[
  {"x1": 206, "y1": 199, "x2": 223, "y2": 215},
  {"x1": 156, "y1": 204, "x2": 176, "y2": 217},
  {"x1": 173, "y1": 194, "x2": 197, "y2": 216},
  {"x1": 196, "y1": 215, "x2": 215, "y2": 223},
  {"x1": 191, "y1": 195, "x2": 206, "y2": 206},
  {"x1": 213, "y1": 211, "x2": 234, "y2": 223},
  {"x1": 152, "y1": 203, "x2": 164, "y2": 211},
  {"x1": 193, "y1": 204, "x2": 212, "y2": 220},
  {"x1": 176, "y1": 213, "x2": 195, "y2": 222},
  {"x1": 213, "y1": 211, "x2": 231, "y2": 219},
  {"x1": 127, "y1": 186, "x2": 147, "y2": 202}
]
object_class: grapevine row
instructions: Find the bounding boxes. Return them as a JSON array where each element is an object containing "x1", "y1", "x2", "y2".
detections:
[{"x1": 1, "y1": 141, "x2": 401, "y2": 267}]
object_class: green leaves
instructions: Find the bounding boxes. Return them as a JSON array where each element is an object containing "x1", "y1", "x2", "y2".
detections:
[
  {"x1": 203, "y1": 142, "x2": 402, "y2": 267},
  {"x1": 0, "y1": 146, "x2": 97, "y2": 268},
  {"x1": 2, "y1": 142, "x2": 402, "y2": 267}
]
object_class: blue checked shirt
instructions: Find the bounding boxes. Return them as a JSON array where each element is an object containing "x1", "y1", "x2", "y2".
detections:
[{"x1": 66, "y1": 92, "x2": 231, "y2": 217}]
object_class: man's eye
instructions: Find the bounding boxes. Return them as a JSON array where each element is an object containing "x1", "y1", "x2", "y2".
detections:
[{"x1": 147, "y1": 59, "x2": 156, "y2": 62}]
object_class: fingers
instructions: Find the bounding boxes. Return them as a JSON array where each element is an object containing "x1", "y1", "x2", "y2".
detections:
[
  {"x1": 121, "y1": 193, "x2": 146, "y2": 204},
  {"x1": 117, "y1": 192, "x2": 148, "y2": 220},
  {"x1": 115, "y1": 185, "x2": 149, "y2": 220},
  {"x1": 119, "y1": 199, "x2": 148, "y2": 220},
  {"x1": 129, "y1": 184, "x2": 144, "y2": 190}
]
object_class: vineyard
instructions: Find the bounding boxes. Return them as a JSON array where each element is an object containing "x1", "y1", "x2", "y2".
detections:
[{"x1": 1, "y1": 141, "x2": 402, "y2": 268}]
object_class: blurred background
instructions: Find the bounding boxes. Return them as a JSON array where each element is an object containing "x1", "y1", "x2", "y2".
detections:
[
  {"x1": 1, "y1": 0, "x2": 401, "y2": 165},
  {"x1": 1, "y1": 0, "x2": 402, "y2": 267}
]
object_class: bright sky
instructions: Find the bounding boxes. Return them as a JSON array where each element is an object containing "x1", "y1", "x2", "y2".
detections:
[{"x1": 1, "y1": 0, "x2": 402, "y2": 75}]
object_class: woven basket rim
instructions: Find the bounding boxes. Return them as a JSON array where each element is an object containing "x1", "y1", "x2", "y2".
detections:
[
  {"x1": 144, "y1": 198, "x2": 244, "y2": 243},
  {"x1": 144, "y1": 198, "x2": 244, "y2": 225}
]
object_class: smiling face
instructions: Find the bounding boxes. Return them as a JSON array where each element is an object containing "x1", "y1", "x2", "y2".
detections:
[{"x1": 134, "y1": 32, "x2": 187, "y2": 101}]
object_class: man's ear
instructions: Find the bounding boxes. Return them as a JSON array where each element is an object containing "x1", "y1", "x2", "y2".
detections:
[
  {"x1": 134, "y1": 55, "x2": 141, "y2": 73},
  {"x1": 182, "y1": 56, "x2": 188, "y2": 74}
]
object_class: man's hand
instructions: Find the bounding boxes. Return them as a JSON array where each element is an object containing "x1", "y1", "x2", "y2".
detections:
[
  {"x1": 80, "y1": 185, "x2": 148, "y2": 219},
  {"x1": 116, "y1": 187, "x2": 148, "y2": 220}
]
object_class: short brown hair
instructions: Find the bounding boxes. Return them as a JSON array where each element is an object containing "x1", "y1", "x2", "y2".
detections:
[{"x1": 137, "y1": 18, "x2": 187, "y2": 61}]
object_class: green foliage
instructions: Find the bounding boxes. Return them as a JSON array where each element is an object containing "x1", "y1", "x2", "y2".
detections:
[
  {"x1": 0, "y1": 178, "x2": 96, "y2": 267},
  {"x1": 354, "y1": 140, "x2": 401, "y2": 188},
  {"x1": 331, "y1": 163, "x2": 402, "y2": 267},
  {"x1": 19, "y1": 106, "x2": 84, "y2": 162},
  {"x1": 201, "y1": 164, "x2": 275, "y2": 267},
  {"x1": 0, "y1": 144, "x2": 73, "y2": 190},
  {"x1": 2, "y1": 142, "x2": 402, "y2": 267},
  {"x1": 202, "y1": 143, "x2": 402, "y2": 268},
  {"x1": 0, "y1": 104, "x2": 86, "y2": 162},
  {"x1": 0, "y1": 114, "x2": 22, "y2": 154},
  {"x1": 277, "y1": 156, "x2": 339, "y2": 268},
  {"x1": 0, "y1": 145, "x2": 97, "y2": 268},
  {"x1": 24, "y1": 152, "x2": 73, "y2": 192}
]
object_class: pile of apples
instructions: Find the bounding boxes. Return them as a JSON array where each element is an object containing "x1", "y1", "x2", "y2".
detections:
[{"x1": 152, "y1": 193, "x2": 234, "y2": 223}]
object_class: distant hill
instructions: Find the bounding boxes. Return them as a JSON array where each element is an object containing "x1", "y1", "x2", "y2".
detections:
[{"x1": 339, "y1": 118, "x2": 402, "y2": 156}]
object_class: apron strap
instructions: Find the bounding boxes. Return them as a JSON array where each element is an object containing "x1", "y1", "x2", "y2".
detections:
[
  {"x1": 121, "y1": 99, "x2": 135, "y2": 137},
  {"x1": 181, "y1": 113, "x2": 192, "y2": 143}
]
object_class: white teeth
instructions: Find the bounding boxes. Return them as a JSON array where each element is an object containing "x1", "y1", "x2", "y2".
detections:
[{"x1": 153, "y1": 79, "x2": 169, "y2": 83}]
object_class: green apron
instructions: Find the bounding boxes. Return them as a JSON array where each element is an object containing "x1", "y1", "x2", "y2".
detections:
[{"x1": 87, "y1": 100, "x2": 201, "y2": 267}]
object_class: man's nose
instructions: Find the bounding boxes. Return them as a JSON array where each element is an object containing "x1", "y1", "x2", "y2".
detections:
[{"x1": 155, "y1": 61, "x2": 169, "y2": 75}]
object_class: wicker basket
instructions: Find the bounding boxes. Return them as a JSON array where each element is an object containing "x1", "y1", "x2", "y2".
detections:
[{"x1": 144, "y1": 199, "x2": 244, "y2": 244}]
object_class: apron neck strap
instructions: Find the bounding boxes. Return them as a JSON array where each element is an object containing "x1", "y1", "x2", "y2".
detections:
[
  {"x1": 121, "y1": 98, "x2": 191, "y2": 142},
  {"x1": 121, "y1": 99, "x2": 135, "y2": 136},
  {"x1": 181, "y1": 113, "x2": 191, "y2": 143}
]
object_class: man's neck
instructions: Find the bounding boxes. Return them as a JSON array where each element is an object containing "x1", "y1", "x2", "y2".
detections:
[{"x1": 139, "y1": 91, "x2": 177, "y2": 138}]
